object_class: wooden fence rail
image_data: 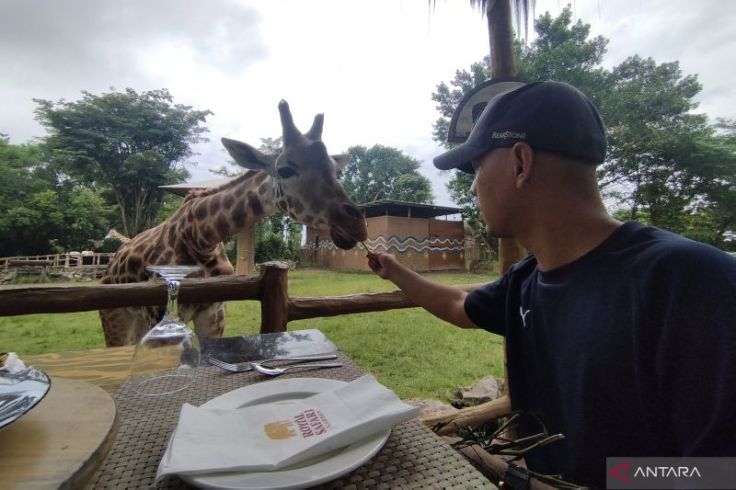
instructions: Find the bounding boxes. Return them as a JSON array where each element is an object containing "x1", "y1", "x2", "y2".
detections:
[
  {"x1": 1, "y1": 252, "x2": 114, "y2": 271},
  {"x1": 0, "y1": 260, "x2": 503, "y2": 432},
  {"x1": 0, "y1": 261, "x2": 482, "y2": 334}
]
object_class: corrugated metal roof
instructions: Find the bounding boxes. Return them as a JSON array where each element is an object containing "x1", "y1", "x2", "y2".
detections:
[{"x1": 359, "y1": 200, "x2": 462, "y2": 219}]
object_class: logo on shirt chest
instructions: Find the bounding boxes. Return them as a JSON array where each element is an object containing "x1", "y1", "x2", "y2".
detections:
[{"x1": 519, "y1": 306, "x2": 531, "y2": 327}]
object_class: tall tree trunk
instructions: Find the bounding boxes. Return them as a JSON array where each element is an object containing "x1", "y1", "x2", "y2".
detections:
[
  {"x1": 487, "y1": 0, "x2": 517, "y2": 79},
  {"x1": 487, "y1": 0, "x2": 526, "y2": 274}
]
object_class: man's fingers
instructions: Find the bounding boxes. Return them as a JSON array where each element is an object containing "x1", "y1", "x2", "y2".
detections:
[{"x1": 367, "y1": 253, "x2": 381, "y2": 271}]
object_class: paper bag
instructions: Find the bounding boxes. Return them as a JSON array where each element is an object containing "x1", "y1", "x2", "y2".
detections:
[{"x1": 157, "y1": 374, "x2": 420, "y2": 479}]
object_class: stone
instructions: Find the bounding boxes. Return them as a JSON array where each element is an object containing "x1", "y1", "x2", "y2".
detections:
[{"x1": 452, "y1": 376, "x2": 503, "y2": 408}]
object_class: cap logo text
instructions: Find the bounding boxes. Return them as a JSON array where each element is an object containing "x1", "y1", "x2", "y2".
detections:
[{"x1": 491, "y1": 131, "x2": 526, "y2": 140}]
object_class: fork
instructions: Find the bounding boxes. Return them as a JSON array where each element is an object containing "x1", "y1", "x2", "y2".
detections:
[{"x1": 207, "y1": 354, "x2": 338, "y2": 373}]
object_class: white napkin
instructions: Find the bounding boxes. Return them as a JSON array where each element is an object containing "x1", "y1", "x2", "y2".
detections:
[
  {"x1": 156, "y1": 374, "x2": 420, "y2": 479},
  {"x1": 1, "y1": 352, "x2": 26, "y2": 374}
]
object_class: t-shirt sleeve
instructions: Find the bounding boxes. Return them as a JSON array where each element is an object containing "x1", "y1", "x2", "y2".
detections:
[
  {"x1": 464, "y1": 272, "x2": 510, "y2": 336},
  {"x1": 651, "y1": 245, "x2": 736, "y2": 455}
]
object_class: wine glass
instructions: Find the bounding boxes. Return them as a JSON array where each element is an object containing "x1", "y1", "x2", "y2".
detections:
[{"x1": 129, "y1": 265, "x2": 202, "y2": 396}]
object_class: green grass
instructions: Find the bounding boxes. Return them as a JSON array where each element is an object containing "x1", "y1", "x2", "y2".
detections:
[{"x1": 0, "y1": 269, "x2": 504, "y2": 401}]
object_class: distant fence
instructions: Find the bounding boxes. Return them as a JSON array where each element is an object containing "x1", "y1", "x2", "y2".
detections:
[
  {"x1": 464, "y1": 236, "x2": 495, "y2": 270},
  {"x1": 0, "y1": 252, "x2": 114, "y2": 272}
]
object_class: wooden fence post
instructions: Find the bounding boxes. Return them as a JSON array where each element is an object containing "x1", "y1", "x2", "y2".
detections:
[{"x1": 259, "y1": 261, "x2": 289, "y2": 333}]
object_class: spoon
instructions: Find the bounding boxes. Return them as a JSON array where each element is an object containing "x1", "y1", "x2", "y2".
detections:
[{"x1": 250, "y1": 361, "x2": 343, "y2": 376}]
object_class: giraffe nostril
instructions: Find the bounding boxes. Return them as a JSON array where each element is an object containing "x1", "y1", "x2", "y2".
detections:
[{"x1": 342, "y1": 204, "x2": 363, "y2": 220}]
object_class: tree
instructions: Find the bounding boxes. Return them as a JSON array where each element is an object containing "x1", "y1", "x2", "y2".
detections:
[
  {"x1": 341, "y1": 144, "x2": 433, "y2": 204},
  {"x1": 0, "y1": 137, "x2": 112, "y2": 255},
  {"x1": 433, "y1": 7, "x2": 736, "y2": 249},
  {"x1": 254, "y1": 212, "x2": 302, "y2": 263},
  {"x1": 433, "y1": 7, "x2": 608, "y2": 148},
  {"x1": 0, "y1": 138, "x2": 51, "y2": 255},
  {"x1": 599, "y1": 57, "x2": 730, "y2": 231},
  {"x1": 34, "y1": 88, "x2": 211, "y2": 237},
  {"x1": 433, "y1": 7, "x2": 608, "y2": 250},
  {"x1": 211, "y1": 136, "x2": 282, "y2": 178}
]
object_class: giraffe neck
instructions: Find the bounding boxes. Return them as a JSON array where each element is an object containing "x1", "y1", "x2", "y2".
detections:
[{"x1": 184, "y1": 171, "x2": 278, "y2": 251}]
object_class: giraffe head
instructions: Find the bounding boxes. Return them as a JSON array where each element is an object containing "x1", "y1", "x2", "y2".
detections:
[{"x1": 221, "y1": 100, "x2": 367, "y2": 249}]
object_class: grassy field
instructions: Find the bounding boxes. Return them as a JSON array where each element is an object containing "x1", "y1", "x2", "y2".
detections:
[{"x1": 0, "y1": 269, "x2": 504, "y2": 401}]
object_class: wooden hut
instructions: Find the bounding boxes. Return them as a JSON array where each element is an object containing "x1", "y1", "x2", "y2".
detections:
[{"x1": 303, "y1": 200, "x2": 465, "y2": 272}]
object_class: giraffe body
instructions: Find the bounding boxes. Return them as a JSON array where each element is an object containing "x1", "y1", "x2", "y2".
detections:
[{"x1": 100, "y1": 101, "x2": 367, "y2": 346}]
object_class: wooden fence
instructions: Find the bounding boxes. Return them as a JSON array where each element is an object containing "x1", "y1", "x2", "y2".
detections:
[
  {"x1": 0, "y1": 261, "x2": 510, "y2": 432},
  {"x1": 0, "y1": 261, "x2": 479, "y2": 333},
  {"x1": 1, "y1": 252, "x2": 114, "y2": 271}
]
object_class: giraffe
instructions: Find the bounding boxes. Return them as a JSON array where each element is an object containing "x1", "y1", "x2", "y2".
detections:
[{"x1": 99, "y1": 100, "x2": 368, "y2": 346}]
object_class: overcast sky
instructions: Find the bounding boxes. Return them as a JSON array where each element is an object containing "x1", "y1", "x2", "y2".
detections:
[{"x1": 2, "y1": 0, "x2": 734, "y2": 206}]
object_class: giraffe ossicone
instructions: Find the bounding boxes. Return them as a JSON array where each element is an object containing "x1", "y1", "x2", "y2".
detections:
[{"x1": 99, "y1": 100, "x2": 367, "y2": 347}]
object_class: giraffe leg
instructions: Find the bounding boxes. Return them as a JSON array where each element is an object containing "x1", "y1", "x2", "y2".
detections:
[{"x1": 100, "y1": 307, "x2": 157, "y2": 347}]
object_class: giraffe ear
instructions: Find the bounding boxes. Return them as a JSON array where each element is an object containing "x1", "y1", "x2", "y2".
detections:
[
  {"x1": 331, "y1": 154, "x2": 351, "y2": 172},
  {"x1": 221, "y1": 137, "x2": 277, "y2": 176}
]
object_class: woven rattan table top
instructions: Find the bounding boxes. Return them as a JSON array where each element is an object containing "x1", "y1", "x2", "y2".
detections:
[{"x1": 87, "y1": 352, "x2": 495, "y2": 489}]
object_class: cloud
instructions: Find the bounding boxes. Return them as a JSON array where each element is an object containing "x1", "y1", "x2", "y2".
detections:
[
  {"x1": 550, "y1": 0, "x2": 736, "y2": 122},
  {"x1": 2, "y1": 0, "x2": 734, "y2": 208},
  {"x1": 0, "y1": 0, "x2": 266, "y2": 141}
]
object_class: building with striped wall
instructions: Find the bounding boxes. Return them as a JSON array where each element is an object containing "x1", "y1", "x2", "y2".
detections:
[{"x1": 303, "y1": 200, "x2": 465, "y2": 272}]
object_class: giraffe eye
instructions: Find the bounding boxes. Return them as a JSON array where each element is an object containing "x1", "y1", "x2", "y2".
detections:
[{"x1": 277, "y1": 167, "x2": 298, "y2": 179}]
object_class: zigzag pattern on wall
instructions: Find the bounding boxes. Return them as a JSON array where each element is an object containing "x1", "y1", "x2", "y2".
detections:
[{"x1": 304, "y1": 235, "x2": 464, "y2": 254}]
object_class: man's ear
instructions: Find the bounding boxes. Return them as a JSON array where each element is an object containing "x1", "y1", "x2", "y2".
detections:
[{"x1": 512, "y1": 142, "x2": 534, "y2": 189}]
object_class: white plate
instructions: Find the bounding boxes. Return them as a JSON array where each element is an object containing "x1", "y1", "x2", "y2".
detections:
[
  {"x1": 181, "y1": 378, "x2": 390, "y2": 490},
  {"x1": 0, "y1": 367, "x2": 51, "y2": 430}
]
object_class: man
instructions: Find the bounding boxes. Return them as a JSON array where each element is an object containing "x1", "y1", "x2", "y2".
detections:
[{"x1": 367, "y1": 81, "x2": 736, "y2": 488}]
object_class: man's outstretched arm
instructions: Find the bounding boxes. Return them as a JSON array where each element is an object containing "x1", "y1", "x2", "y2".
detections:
[{"x1": 367, "y1": 252, "x2": 477, "y2": 329}]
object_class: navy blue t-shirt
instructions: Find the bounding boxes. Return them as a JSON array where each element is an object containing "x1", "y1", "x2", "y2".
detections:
[{"x1": 465, "y1": 222, "x2": 736, "y2": 487}]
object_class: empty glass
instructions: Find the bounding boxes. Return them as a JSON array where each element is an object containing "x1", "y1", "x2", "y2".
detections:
[{"x1": 129, "y1": 265, "x2": 202, "y2": 396}]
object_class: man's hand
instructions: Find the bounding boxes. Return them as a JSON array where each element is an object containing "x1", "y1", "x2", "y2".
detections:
[
  {"x1": 365, "y1": 251, "x2": 476, "y2": 329},
  {"x1": 366, "y1": 252, "x2": 399, "y2": 280}
]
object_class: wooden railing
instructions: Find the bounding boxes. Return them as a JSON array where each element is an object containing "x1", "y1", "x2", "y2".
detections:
[
  {"x1": 1, "y1": 252, "x2": 114, "y2": 271},
  {"x1": 0, "y1": 261, "x2": 506, "y2": 432},
  {"x1": 0, "y1": 261, "x2": 479, "y2": 333}
]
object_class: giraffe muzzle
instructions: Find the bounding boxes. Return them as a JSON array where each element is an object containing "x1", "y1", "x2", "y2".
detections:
[{"x1": 329, "y1": 204, "x2": 368, "y2": 249}]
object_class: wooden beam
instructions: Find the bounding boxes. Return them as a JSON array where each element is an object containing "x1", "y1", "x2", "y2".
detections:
[
  {"x1": 287, "y1": 284, "x2": 480, "y2": 321},
  {"x1": 288, "y1": 290, "x2": 415, "y2": 320},
  {"x1": 0, "y1": 276, "x2": 262, "y2": 316},
  {"x1": 259, "y1": 261, "x2": 289, "y2": 333},
  {"x1": 422, "y1": 394, "x2": 512, "y2": 435},
  {"x1": 8, "y1": 260, "x2": 54, "y2": 267}
]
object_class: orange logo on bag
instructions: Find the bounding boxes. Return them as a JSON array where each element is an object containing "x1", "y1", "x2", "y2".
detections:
[{"x1": 264, "y1": 420, "x2": 297, "y2": 440}]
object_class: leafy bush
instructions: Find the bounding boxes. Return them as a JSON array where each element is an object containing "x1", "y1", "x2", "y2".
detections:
[
  {"x1": 96, "y1": 237, "x2": 123, "y2": 253},
  {"x1": 255, "y1": 232, "x2": 291, "y2": 263}
]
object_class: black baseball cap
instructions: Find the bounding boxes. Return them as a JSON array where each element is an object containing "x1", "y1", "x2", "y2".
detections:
[{"x1": 434, "y1": 81, "x2": 607, "y2": 173}]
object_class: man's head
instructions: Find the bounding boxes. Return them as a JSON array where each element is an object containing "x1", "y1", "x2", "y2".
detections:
[
  {"x1": 434, "y1": 81, "x2": 606, "y2": 174},
  {"x1": 436, "y1": 81, "x2": 608, "y2": 239}
]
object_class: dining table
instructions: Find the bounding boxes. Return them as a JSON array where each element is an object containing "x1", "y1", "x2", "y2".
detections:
[{"x1": 11, "y1": 329, "x2": 497, "y2": 489}]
